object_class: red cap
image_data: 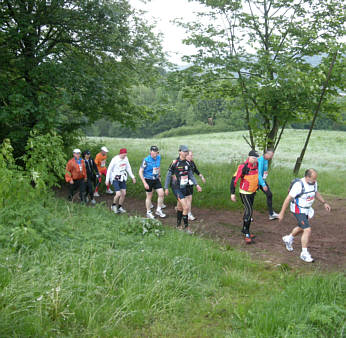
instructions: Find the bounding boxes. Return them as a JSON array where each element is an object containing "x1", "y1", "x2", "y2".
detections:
[{"x1": 119, "y1": 148, "x2": 127, "y2": 154}]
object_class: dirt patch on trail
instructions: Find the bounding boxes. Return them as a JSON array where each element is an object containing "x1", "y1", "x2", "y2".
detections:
[{"x1": 56, "y1": 187, "x2": 346, "y2": 272}]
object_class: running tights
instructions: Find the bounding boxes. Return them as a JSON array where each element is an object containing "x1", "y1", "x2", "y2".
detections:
[{"x1": 240, "y1": 193, "x2": 255, "y2": 234}]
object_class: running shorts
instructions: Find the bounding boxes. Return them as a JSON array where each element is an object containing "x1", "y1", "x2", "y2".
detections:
[
  {"x1": 112, "y1": 179, "x2": 126, "y2": 191},
  {"x1": 293, "y1": 213, "x2": 311, "y2": 229},
  {"x1": 145, "y1": 178, "x2": 162, "y2": 192}
]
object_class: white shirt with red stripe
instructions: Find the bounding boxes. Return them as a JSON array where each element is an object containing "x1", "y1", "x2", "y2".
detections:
[
  {"x1": 289, "y1": 177, "x2": 318, "y2": 215},
  {"x1": 106, "y1": 155, "x2": 134, "y2": 183}
]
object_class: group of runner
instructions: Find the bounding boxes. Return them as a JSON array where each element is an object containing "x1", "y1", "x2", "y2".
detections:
[{"x1": 65, "y1": 145, "x2": 331, "y2": 263}]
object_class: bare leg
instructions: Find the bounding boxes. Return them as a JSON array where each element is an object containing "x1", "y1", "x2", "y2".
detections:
[
  {"x1": 119, "y1": 189, "x2": 126, "y2": 205},
  {"x1": 157, "y1": 188, "x2": 164, "y2": 209},
  {"x1": 145, "y1": 191, "x2": 153, "y2": 212},
  {"x1": 114, "y1": 191, "x2": 121, "y2": 205},
  {"x1": 186, "y1": 195, "x2": 192, "y2": 214},
  {"x1": 301, "y1": 228, "x2": 311, "y2": 249},
  {"x1": 291, "y1": 226, "x2": 303, "y2": 237}
]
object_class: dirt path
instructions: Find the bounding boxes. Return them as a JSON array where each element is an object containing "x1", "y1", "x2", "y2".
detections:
[{"x1": 57, "y1": 187, "x2": 346, "y2": 272}]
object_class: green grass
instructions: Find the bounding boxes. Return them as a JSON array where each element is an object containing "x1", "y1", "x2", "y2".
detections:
[
  {"x1": 0, "y1": 195, "x2": 345, "y2": 337},
  {"x1": 87, "y1": 130, "x2": 346, "y2": 211}
]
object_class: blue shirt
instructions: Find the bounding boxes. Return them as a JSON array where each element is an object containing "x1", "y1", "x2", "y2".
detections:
[
  {"x1": 257, "y1": 156, "x2": 268, "y2": 187},
  {"x1": 141, "y1": 154, "x2": 161, "y2": 179}
]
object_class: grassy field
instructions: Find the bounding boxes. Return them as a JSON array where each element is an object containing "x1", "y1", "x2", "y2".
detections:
[
  {"x1": 0, "y1": 196, "x2": 344, "y2": 337},
  {"x1": 90, "y1": 130, "x2": 346, "y2": 208}
]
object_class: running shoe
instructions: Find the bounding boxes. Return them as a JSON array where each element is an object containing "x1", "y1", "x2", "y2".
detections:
[
  {"x1": 146, "y1": 211, "x2": 155, "y2": 219},
  {"x1": 94, "y1": 191, "x2": 100, "y2": 197},
  {"x1": 185, "y1": 228, "x2": 194, "y2": 235},
  {"x1": 85, "y1": 196, "x2": 89, "y2": 203},
  {"x1": 106, "y1": 188, "x2": 114, "y2": 194},
  {"x1": 111, "y1": 205, "x2": 119, "y2": 214},
  {"x1": 269, "y1": 211, "x2": 279, "y2": 220},
  {"x1": 118, "y1": 207, "x2": 126, "y2": 213},
  {"x1": 241, "y1": 231, "x2": 255, "y2": 238},
  {"x1": 188, "y1": 212, "x2": 196, "y2": 221},
  {"x1": 155, "y1": 209, "x2": 166, "y2": 218},
  {"x1": 91, "y1": 199, "x2": 96, "y2": 205},
  {"x1": 161, "y1": 204, "x2": 166, "y2": 209},
  {"x1": 282, "y1": 235, "x2": 294, "y2": 251},
  {"x1": 244, "y1": 235, "x2": 252, "y2": 244},
  {"x1": 150, "y1": 203, "x2": 154, "y2": 209},
  {"x1": 300, "y1": 251, "x2": 314, "y2": 263}
]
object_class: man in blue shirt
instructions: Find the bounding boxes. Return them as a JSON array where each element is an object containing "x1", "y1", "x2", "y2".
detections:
[
  {"x1": 139, "y1": 146, "x2": 166, "y2": 219},
  {"x1": 258, "y1": 149, "x2": 279, "y2": 220}
]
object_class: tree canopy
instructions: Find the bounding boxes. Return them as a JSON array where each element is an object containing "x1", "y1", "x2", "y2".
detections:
[{"x1": 0, "y1": 0, "x2": 164, "y2": 157}]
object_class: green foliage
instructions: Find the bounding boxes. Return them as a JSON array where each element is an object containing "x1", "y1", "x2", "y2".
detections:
[
  {"x1": 0, "y1": 0, "x2": 164, "y2": 157},
  {"x1": 21, "y1": 130, "x2": 67, "y2": 190},
  {"x1": 120, "y1": 216, "x2": 165, "y2": 237}
]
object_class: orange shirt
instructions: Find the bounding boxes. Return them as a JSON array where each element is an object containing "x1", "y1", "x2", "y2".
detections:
[
  {"x1": 95, "y1": 152, "x2": 107, "y2": 171},
  {"x1": 65, "y1": 158, "x2": 87, "y2": 182}
]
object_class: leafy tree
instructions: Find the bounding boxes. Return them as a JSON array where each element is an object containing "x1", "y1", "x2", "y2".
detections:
[
  {"x1": 176, "y1": 0, "x2": 345, "y2": 150},
  {"x1": 0, "y1": 0, "x2": 163, "y2": 157}
]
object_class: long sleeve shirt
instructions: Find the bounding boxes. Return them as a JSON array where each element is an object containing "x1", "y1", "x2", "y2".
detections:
[
  {"x1": 65, "y1": 157, "x2": 87, "y2": 182},
  {"x1": 257, "y1": 156, "x2": 269, "y2": 187},
  {"x1": 106, "y1": 155, "x2": 135, "y2": 184}
]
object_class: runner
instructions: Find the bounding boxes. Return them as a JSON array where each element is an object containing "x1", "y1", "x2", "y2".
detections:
[
  {"x1": 258, "y1": 149, "x2": 279, "y2": 220},
  {"x1": 82, "y1": 150, "x2": 99, "y2": 205},
  {"x1": 230, "y1": 150, "x2": 259, "y2": 244},
  {"x1": 106, "y1": 148, "x2": 136, "y2": 214},
  {"x1": 94, "y1": 146, "x2": 113, "y2": 196},
  {"x1": 186, "y1": 151, "x2": 206, "y2": 220},
  {"x1": 65, "y1": 149, "x2": 87, "y2": 203},
  {"x1": 164, "y1": 145, "x2": 202, "y2": 233},
  {"x1": 139, "y1": 146, "x2": 166, "y2": 219},
  {"x1": 279, "y1": 168, "x2": 331, "y2": 263}
]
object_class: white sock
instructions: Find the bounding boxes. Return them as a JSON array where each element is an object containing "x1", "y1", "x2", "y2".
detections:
[
  {"x1": 288, "y1": 234, "x2": 294, "y2": 241},
  {"x1": 156, "y1": 208, "x2": 161, "y2": 212},
  {"x1": 302, "y1": 248, "x2": 308, "y2": 254}
]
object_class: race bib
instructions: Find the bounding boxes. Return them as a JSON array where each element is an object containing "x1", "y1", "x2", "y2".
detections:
[
  {"x1": 153, "y1": 167, "x2": 159, "y2": 175},
  {"x1": 79, "y1": 164, "x2": 83, "y2": 172},
  {"x1": 101, "y1": 160, "x2": 106, "y2": 167},
  {"x1": 263, "y1": 171, "x2": 268, "y2": 179},
  {"x1": 180, "y1": 175, "x2": 188, "y2": 187}
]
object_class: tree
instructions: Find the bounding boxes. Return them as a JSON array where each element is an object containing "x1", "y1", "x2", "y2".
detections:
[
  {"x1": 0, "y1": 0, "x2": 163, "y2": 157},
  {"x1": 176, "y1": 0, "x2": 345, "y2": 150}
]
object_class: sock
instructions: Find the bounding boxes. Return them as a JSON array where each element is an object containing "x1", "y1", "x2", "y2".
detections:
[
  {"x1": 288, "y1": 234, "x2": 294, "y2": 241},
  {"x1": 177, "y1": 210, "x2": 183, "y2": 226},
  {"x1": 183, "y1": 215, "x2": 188, "y2": 228},
  {"x1": 118, "y1": 205, "x2": 122, "y2": 208},
  {"x1": 302, "y1": 248, "x2": 308, "y2": 254}
]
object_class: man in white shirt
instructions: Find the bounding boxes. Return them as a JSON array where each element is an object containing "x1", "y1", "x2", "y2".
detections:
[
  {"x1": 278, "y1": 168, "x2": 331, "y2": 263},
  {"x1": 106, "y1": 148, "x2": 136, "y2": 213}
]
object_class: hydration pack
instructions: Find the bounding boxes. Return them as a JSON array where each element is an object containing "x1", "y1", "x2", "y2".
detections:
[{"x1": 288, "y1": 178, "x2": 316, "y2": 198}]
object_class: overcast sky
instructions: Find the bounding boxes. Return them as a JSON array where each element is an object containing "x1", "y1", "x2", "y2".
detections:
[{"x1": 130, "y1": 0, "x2": 206, "y2": 65}]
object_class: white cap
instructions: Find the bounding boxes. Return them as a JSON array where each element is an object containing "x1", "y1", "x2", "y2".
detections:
[
  {"x1": 73, "y1": 148, "x2": 81, "y2": 153},
  {"x1": 101, "y1": 146, "x2": 109, "y2": 152}
]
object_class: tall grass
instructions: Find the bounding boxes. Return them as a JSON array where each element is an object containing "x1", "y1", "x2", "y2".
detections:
[{"x1": 0, "y1": 195, "x2": 344, "y2": 336}]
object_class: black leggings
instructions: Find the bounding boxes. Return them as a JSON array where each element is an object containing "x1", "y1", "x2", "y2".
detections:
[
  {"x1": 240, "y1": 193, "x2": 255, "y2": 234},
  {"x1": 68, "y1": 179, "x2": 86, "y2": 202},
  {"x1": 259, "y1": 183, "x2": 273, "y2": 215}
]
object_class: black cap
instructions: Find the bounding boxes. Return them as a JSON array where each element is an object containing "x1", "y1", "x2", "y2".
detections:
[
  {"x1": 150, "y1": 145, "x2": 159, "y2": 152},
  {"x1": 248, "y1": 149, "x2": 259, "y2": 157}
]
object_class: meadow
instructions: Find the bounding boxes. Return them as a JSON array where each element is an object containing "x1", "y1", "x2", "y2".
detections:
[{"x1": 0, "y1": 129, "x2": 345, "y2": 336}]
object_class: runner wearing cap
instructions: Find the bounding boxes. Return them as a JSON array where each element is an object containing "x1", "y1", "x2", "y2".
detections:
[
  {"x1": 279, "y1": 168, "x2": 331, "y2": 263},
  {"x1": 106, "y1": 148, "x2": 136, "y2": 214},
  {"x1": 164, "y1": 145, "x2": 202, "y2": 233},
  {"x1": 82, "y1": 150, "x2": 99, "y2": 205},
  {"x1": 65, "y1": 149, "x2": 87, "y2": 203},
  {"x1": 186, "y1": 151, "x2": 206, "y2": 220},
  {"x1": 94, "y1": 146, "x2": 113, "y2": 196},
  {"x1": 258, "y1": 149, "x2": 279, "y2": 220},
  {"x1": 230, "y1": 150, "x2": 259, "y2": 243},
  {"x1": 139, "y1": 146, "x2": 166, "y2": 219}
]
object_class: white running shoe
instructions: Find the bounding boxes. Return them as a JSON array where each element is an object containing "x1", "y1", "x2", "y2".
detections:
[
  {"x1": 150, "y1": 203, "x2": 154, "y2": 209},
  {"x1": 146, "y1": 211, "x2": 155, "y2": 219},
  {"x1": 269, "y1": 211, "x2": 279, "y2": 220},
  {"x1": 161, "y1": 204, "x2": 166, "y2": 209},
  {"x1": 106, "y1": 188, "x2": 114, "y2": 194},
  {"x1": 155, "y1": 209, "x2": 166, "y2": 218},
  {"x1": 188, "y1": 212, "x2": 196, "y2": 221},
  {"x1": 91, "y1": 199, "x2": 96, "y2": 205},
  {"x1": 282, "y1": 235, "x2": 294, "y2": 252},
  {"x1": 111, "y1": 205, "x2": 119, "y2": 214},
  {"x1": 300, "y1": 251, "x2": 314, "y2": 263},
  {"x1": 94, "y1": 191, "x2": 100, "y2": 197},
  {"x1": 118, "y1": 207, "x2": 126, "y2": 213}
]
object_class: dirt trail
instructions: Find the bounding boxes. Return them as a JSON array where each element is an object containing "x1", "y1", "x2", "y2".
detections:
[{"x1": 57, "y1": 187, "x2": 346, "y2": 271}]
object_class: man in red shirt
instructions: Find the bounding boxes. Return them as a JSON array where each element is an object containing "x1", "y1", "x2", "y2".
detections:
[
  {"x1": 94, "y1": 146, "x2": 113, "y2": 196},
  {"x1": 65, "y1": 149, "x2": 87, "y2": 202}
]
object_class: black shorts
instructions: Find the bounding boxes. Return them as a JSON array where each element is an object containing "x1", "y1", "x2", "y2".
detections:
[
  {"x1": 172, "y1": 185, "x2": 191, "y2": 200},
  {"x1": 186, "y1": 185, "x2": 194, "y2": 195},
  {"x1": 293, "y1": 213, "x2": 311, "y2": 229},
  {"x1": 145, "y1": 179, "x2": 162, "y2": 192}
]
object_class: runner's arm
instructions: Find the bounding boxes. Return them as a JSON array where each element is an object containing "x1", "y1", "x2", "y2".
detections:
[
  {"x1": 258, "y1": 157, "x2": 266, "y2": 187},
  {"x1": 65, "y1": 160, "x2": 73, "y2": 183},
  {"x1": 105, "y1": 158, "x2": 114, "y2": 185},
  {"x1": 138, "y1": 167, "x2": 147, "y2": 186},
  {"x1": 126, "y1": 159, "x2": 135, "y2": 179},
  {"x1": 230, "y1": 164, "x2": 244, "y2": 194},
  {"x1": 278, "y1": 194, "x2": 293, "y2": 221},
  {"x1": 315, "y1": 191, "x2": 331, "y2": 211},
  {"x1": 164, "y1": 170, "x2": 172, "y2": 190}
]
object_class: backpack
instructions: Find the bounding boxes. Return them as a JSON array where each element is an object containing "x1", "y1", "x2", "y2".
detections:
[{"x1": 288, "y1": 178, "x2": 316, "y2": 199}]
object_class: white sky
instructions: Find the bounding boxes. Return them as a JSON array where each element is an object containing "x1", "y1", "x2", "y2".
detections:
[{"x1": 130, "y1": 0, "x2": 206, "y2": 66}]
